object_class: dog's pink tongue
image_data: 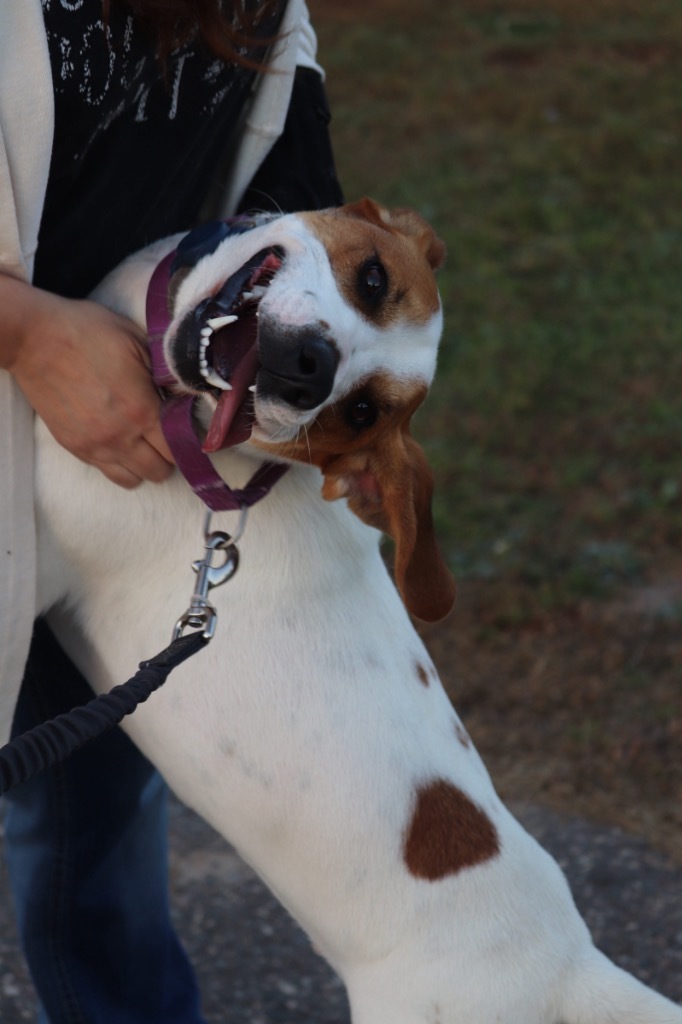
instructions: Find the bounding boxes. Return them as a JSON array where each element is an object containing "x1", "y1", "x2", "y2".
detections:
[
  {"x1": 202, "y1": 345, "x2": 260, "y2": 453},
  {"x1": 203, "y1": 391, "x2": 243, "y2": 453}
]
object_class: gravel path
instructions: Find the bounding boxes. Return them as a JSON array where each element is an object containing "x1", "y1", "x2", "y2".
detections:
[{"x1": 1, "y1": 797, "x2": 680, "y2": 1022}]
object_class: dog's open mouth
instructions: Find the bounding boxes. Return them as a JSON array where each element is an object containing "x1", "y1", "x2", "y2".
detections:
[{"x1": 171, "y1": 247, "x2": 284, "y2": 453}]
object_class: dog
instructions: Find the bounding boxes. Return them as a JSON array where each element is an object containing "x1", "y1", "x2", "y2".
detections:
[{"x1": 31, "y1": 198, "x2": 681, "y2": 1023}]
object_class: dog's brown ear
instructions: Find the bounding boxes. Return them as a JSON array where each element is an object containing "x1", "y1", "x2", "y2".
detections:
[
  {"x1": 341, "y1": 197, "x2": 446, "y2": 272},
  {"x1": 321, "y1": 433, "x2": 456, "y2": 622}
]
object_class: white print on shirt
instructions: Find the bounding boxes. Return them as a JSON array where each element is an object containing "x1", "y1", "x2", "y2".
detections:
[
  {"x1": 170, "y1": 53, "x2": 191, "y2": 120},
  {"x1": 41, "y1": 0, "x2": 240, "y2": 158},
  {"x1": 80, "y1": 20, "x2": 117, "y2": 106}
]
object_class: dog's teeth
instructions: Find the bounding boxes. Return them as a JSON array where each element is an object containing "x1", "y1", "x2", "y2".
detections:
[
  {"x1": 197, "y1": 332, "x2": 232, "y2": 390},
  {"x1": 251, "y1": 285, "x2": 267, "y2": 299},
  {"x1": 200, "y1": 364, "x2": 233, "y2": 391},
  {"x1": 248, "y1": 385, "x2": 256, "y2": 393},
  {"x1": 206, "y1": 314, "x2": 238, "y2": 330}
]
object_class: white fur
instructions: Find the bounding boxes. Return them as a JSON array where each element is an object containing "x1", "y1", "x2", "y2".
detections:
[{"x1": 33, "y1": 214, "x2": 681, "y2": 1024}]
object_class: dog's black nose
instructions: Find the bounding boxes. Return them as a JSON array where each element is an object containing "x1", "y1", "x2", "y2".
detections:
[{"x1": 258, "y1": 326, "x2": 339, "y2": 410}]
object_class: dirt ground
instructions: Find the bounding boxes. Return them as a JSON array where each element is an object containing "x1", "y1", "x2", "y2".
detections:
[{"x1": 420, "y1": 568, "x2": 682, "y2": 865}]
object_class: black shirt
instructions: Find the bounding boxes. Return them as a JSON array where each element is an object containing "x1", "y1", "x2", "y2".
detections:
[{"x1": 35, "y1": 0, "x2": 287, "y2": 297}]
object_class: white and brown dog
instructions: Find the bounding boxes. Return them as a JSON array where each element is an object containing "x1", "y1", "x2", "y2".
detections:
[{"x1": 33, "y1": 199, "x2": 681, "y2": 1023}]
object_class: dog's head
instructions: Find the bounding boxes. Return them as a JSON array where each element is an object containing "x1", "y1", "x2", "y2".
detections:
[{"x1": 164, "y1": 198, "x2": 455, "y2": 621}]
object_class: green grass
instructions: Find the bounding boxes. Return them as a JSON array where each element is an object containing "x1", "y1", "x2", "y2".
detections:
[{"x1": 310, "y1": 0, "x2": 682, "y2": 607}]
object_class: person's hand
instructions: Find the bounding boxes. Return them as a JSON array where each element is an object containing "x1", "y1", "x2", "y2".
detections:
[{"x1": 0, "y1": 274, "x2": 174, "y2": 489}]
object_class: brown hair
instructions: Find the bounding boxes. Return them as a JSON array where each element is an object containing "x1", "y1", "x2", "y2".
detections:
[{"x1": 104, "y1": 0, "x2": 282, "y2": 67}]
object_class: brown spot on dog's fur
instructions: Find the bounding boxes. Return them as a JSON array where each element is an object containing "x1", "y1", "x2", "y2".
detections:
[
  {"x1": 416, "y1": 662, "x2": 430, "y2": 687},
  {"x1": 254, "y1": 372, "x2": 427, "y2": 468},
  {"x1": 454, "y1": 721, "x2": 471, "y2": 749},
  {"x1": 254, "y1": 372, "x2": 456, "y2": 622},
  {"x1": 404, "y1": 779, "x2": 500, "y2": 881},
  {"x1": 301, "y1": 199, "x2": 444, "y2": 330}
]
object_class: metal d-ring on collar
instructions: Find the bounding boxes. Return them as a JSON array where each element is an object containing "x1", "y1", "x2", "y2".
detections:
[{"x1": 173, "y1": 509, "x2": 247, "y2": 641}]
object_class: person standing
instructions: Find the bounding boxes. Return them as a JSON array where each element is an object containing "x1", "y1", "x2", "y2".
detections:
[{"x1": 0, "y1": 2, "x2": 343, "y2": 1020}]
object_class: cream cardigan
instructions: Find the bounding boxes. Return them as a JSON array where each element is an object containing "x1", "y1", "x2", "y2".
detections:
[{"x1": 0, "y1": 0, "x2": 320, "y2": 742}]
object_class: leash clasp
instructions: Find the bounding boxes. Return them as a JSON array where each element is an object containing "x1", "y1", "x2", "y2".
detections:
[{"x1": 173, "y1": 509, "x2": 246, "y2": 642}]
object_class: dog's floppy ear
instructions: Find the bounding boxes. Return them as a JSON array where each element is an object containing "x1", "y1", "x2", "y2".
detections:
[
  {"x1": 341, "y1": 197, "x2": 447, "y2": 272},
  {"x1": 321, "y1": 432, "x2": 456, "y2": 622}
]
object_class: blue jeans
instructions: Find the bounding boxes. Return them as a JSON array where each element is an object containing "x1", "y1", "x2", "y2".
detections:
[{"x1": 4, "y1": 621, "x2": 206, "y2": 1024}]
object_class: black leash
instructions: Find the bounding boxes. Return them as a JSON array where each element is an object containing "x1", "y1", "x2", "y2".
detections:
[{"x1": 0, "y1": 631, "x2": 208, "y2": 797}]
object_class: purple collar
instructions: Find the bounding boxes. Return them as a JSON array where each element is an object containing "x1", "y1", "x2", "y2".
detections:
[{"x1": 145, "y1": 238, "x2": 287, "y2": 512}]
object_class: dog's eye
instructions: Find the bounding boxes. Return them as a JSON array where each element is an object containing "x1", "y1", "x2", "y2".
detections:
[
  {"x1": 345, "y1": 398, "x2": 378, "y2": 429},
  {"x1": 358, "y1": 260, "x2": 388, "y2": 301}
]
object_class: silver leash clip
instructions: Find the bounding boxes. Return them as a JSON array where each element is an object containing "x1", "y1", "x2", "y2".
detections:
[{"x1": 173, "y1": 508, "x2": 247, "y2": 641}]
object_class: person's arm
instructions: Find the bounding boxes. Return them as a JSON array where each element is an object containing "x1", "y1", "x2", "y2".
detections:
[{"x1": 0, "y1": 273, "x2": 174, "y2": 489}]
